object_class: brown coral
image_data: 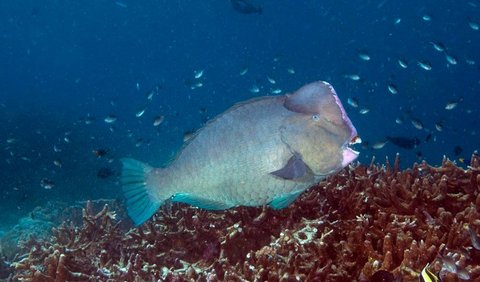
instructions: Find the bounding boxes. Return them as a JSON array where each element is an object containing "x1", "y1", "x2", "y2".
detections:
[{"x1": 8, "y1": 152, "x2": 480, "y2": 281}]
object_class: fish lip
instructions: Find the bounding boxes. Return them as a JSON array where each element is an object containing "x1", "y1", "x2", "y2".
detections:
[{"x1": 342, "y1": 145, "x2": 360, "y2": 167}]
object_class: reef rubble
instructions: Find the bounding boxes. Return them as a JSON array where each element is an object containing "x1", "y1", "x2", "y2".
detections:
[{"x1": 4, "y1": 153, "x2": 480, "y2": 281}]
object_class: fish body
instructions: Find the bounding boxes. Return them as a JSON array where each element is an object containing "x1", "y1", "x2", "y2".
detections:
[
  {"x1": 230, "y1": 0, "x2": 262, "y2": 14},
  {"x1": 386, "y1": 136, "x2": 420, "y2": 149},
  {"x1": 420, "y1": 263, "x2": 439, "y2": 282},
  {"x1": 398, "y1": 59, "x2": 408, "y2": 68},
  {"x1": 418, "y1": 60, "x2": 432, "y2": 71},
  {"x1": 122, "y1": 81, "x2": 359, "y2": 225}
]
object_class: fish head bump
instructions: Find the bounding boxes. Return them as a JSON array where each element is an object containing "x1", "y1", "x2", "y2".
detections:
[{"x1": 281, "y1": 81, "x2": 360, "y2": 175}]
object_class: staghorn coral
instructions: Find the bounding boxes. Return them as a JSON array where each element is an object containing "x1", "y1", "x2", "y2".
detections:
[{"x1": 8, "y1": 152, "x2": 480, "y2": 281}]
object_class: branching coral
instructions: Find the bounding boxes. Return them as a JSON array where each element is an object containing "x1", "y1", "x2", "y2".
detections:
[{"x1": 8, "y1": 152, "x2": 480, "y2": 281}]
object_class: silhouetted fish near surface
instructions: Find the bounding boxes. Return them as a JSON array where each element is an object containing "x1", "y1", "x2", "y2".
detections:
[
  {"x1": 93, "y1": 148, "x2": 108, "y2": 158},
  {"x1": 121, "y1": 81, "x2": 360, "y2": 225},
  {"x1": 231, "y1": 0, "x2": 262, "y2": 15},
  {"x1": 385, "y1": 136, "x2": 420, "y2": 149},
  {"x1": 454, "y1": 145, "x2": 463, "y2": 156}
]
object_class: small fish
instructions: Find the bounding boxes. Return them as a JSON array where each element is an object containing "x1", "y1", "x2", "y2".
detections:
[
  {"x1": 394, "y1": 18, "x2": 401, "y2": 25},
  {"x1": 456, "y1": 269, "x2": 471, "y2": 280},
  {"x1": 430, "y1": 41, "x2": 446, "y2": 52},
  {"x1": 115, "y1": 1, "x2": 127, "y2": 8},
  {"x1": 287, "y1": 68, "x2": 295, "y2": 74},
  {"x1": 445, "y1": 53, "x2": 458, "y2": 65},
  {"x1": 6, "y1": 138, "x2": 16, "y2": 144},
  {"x1": 398, "y1": 59, "x2": 408, "y2": 68},
  {"x1": 63, "y1": 136, "x2": 71, "y2": 143},
  {"x1": 53, "y1": 159, "x2": 62, "y2": 168},
  {"x1": 372, "y1": 141, "x2": 387, "y2": 149},
  {"x1": 53, "y1": 144, "x2": 62, "y2": 152},
  {"x1": 84, "y1": 115, "x2": 95, "y2": 125},
  {"x1": 231, "y1": 0, "x2": 262, "y2": 15},
  {"x1": 249, "y1": 85, "x2": 260, "y2": 93},
  {"x1": 469, "y1": 21, "x2": 479, "y2": 30},
  {"x1": 239, "y1": 67, "x2": 248, "y2": 76},
  {"x1": 467, "y1": 225, "x2": 480, "y2": 250},
  {"x1": 136, "y1": 82, "x2": 140, "y2": 91},
  {"x1": 465, "y1": 58, "x2": 476, "y2": 65},
  {"x1": 20, "y1": 156, "x2": 31, "y2": 162},
  {"x1": 418, "y1": 60, "x2": 432, "y2": 71},
  {"x1": 344, "y1": 74, "x2": 361, "y2": 81},
  {"x1": 440, "y1": 254, "x2": 457, "y2": 273},
  {"x1": 153, "y1": 115, "x2": 165, "y2": 127},
  {"x1": 411, "y1": 118, "x2": 424, "y2": 130},
  {"x1": 185, "y1": 79, "x2": 201, "y2": 89},
  {"x1": 395, "y1": 117, "x2": 403, "y2": 124},
  {"x1": 422, "y1": 210, "x2": 436, "y2": 225},
  {"x1": 104, "y1": 115, "x2": 117, "y2": 123},
  {"x1": 136, "y1": 107, "x2": 146, "y2": 118},
  {"x1": 267, "y1": 76, "x2": 276, "y2": 84},
  {"x1": 422, "y1": 14, "x2": 432, "y2": 21},
  {"x1": 135, "y1": 138, "x2": 146, "y2": 147},
  {"x1": 347, "y1": 97, "x2": 359, "y2": 108},
  {"x1": 445, "y1": 101, "x2": 458, "y2": 110},
  {"x1": 387, "y1": 83, "x2": 398, "y2": 94},
  {"x1": 435, "y1": 122, "x2": 443, "y2": 132},
  {"x1": 194, "y1": 70, "x2": 204, "y2": 79},
  {"x1": 40, "y1": 178, "x2": 55, "y2": 189},
  {"x1": 93, "y1": 149, "x2": 108, "y2": 158},
  {"x1": 459, "y1": 158, "x2": 472, "y2": 166},
  {"x1": 358, "y1": 52, "x2": 370, "y2": 61},
  {"x1": 454, "y1": 145, "x2": 463, "y2": 156},
  {"x1": 386, "y1": 136, "x2": 420, "y2": 149},
  {"x1": 271, "y1": 88, "x2": 282, "y2": 94},
  {"x1": 359, "y1": 108, "x2": 370, "y2": 114},
  {"x1": 146, "y1": 90, "x2": 155, "y2": 100},
  {"x1": 420, "y1": 263, "x2": 439, "y2": 282}
]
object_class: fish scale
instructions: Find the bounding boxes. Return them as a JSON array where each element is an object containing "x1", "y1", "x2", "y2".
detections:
[
  {"x1": 168, "y1": 97, "x2": 293, "y2": 205},
  {"x1": 121, "y1": 81, "x2": 360, "y2": 226}
]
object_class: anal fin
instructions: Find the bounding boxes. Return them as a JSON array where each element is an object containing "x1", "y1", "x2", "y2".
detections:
[{"x1": 269, "y1": 189, "x2": 304, "y2": 209}]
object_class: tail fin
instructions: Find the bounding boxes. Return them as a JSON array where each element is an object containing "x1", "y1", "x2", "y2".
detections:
[{"x1": 121, "y1": 158, "x2": 161, "y2": 226}]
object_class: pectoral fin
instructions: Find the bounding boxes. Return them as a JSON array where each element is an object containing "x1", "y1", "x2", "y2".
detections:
[{"x1": 270, "y1": 154, "x2": 311, "y2": 180}]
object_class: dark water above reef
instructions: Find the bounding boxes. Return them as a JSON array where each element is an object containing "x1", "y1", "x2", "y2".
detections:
[{"x1": 0, "y1": 0, "x2": 479, "y2": 248}]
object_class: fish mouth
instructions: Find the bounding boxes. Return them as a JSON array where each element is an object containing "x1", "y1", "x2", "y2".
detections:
[{"x1": 342, "y1": 136, "x2": 361, "y2": 167}]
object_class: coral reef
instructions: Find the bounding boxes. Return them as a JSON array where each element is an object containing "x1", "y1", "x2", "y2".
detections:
[{"x1": 6, "y1": 153, "x2": 480, "y2": 281}]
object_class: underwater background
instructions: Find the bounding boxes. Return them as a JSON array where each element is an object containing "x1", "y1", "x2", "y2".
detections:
[{"x1": 0, "y1": 0, "x2": 479, "y2": 272}]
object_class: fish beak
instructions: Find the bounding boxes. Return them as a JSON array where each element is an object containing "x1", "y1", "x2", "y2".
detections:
[
  {"x1": 342, "y1": 147, "x2": 359, "y2": 167},
  {"x1": 350, "y1": 135, "x2": 362, "y2": 145}
]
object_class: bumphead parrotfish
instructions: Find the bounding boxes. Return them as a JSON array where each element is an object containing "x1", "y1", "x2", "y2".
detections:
[{"x1": 122, "y1": 81, "x2": 360, "y2": 225}]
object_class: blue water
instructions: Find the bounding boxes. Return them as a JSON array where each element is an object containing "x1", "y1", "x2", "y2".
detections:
[{"x1": 0, "y1": 0, "x2": 479, "y2": 230}]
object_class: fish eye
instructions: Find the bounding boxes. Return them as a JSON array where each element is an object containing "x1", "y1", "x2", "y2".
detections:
[{"x1": 312, "y1": 114, "x2": 320, "y2": 121}]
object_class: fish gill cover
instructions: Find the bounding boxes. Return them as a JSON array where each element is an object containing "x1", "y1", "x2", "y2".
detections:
[{"x1": 0, "y1": 0, "x2": 479, "y2": 281}]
